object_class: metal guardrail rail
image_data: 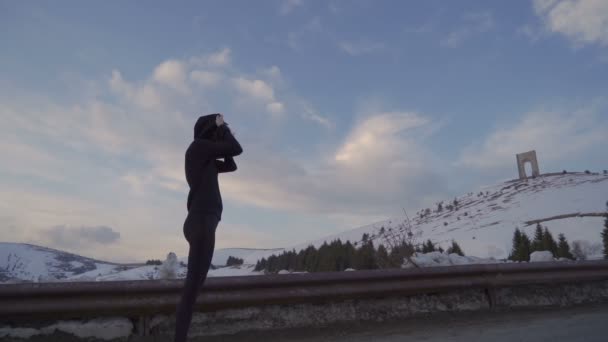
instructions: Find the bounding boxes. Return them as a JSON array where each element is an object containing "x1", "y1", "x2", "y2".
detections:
[{"x1": 2, "y1": 261, "x2": 608, "y2": 323}]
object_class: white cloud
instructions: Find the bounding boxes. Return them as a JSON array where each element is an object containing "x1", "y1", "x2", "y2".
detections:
[
  {"x1": 279, "y1": 0, "x2": 303, "y2": 15},
  {"x1": 153, "y1": 59, "x2": 189, "y2": 93},
  {"x1": 266, "y1": 101, "x2": 285, "y2": 115},
  {"x1": 441, "y1": 11, "x2": 494, "y2": 48},
  {"x1": 233, "y1": 77, "x2": 287, "y2": 116},
  {"x1": 302, "y1": 104, "x2": 332, "y2": 128},
  {"x1": 457, "y1": 106, "x2": 608, "y2": 169},
  {"x1": 109, "y1": 70, "x2": 164, "y2": 111},
  {"x1": 41, "y1": 225, "x2": 120, "y2": 249},
  {"x1": 233, "y1": 77, "x2": 275, "y2": 102},
  {"x1": 532, "y1": 0, "x2": 608, "y2": 46},
  {"x1": 208, "y1": 47, "x2": 231, "y2": 66},
  {"x1": 189, "y1": 48, "x2": 232, "y2": 68},
  {"x1": 262, "y1": 65, "x2": 282, "y2": 80},
  {"x1": 189, "y1": 70, "x2": 222, "y2": 87},
  {"x1": 334, "y1": 112, "x2": 428, "y2": 164},
  {"x1": 219, "y1": 111, "x2": 447, "y2": 223},
  {"x1": 339, "y1": 40, "x2": 385, "y2": 56}
]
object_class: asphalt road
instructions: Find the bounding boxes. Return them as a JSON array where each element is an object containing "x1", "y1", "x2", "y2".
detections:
[{"x1": 200, "y1": 304, "x2": 608, "y2": 342}]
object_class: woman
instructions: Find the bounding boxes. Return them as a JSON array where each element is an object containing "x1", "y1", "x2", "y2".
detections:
[{"x1": 175, "y1": 113, "x2": 243, "y2": 342}]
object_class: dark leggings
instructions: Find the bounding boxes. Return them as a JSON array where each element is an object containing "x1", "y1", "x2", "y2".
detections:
[{"x1": 174, "y1": 211, "x2": 219, "y2": 342}]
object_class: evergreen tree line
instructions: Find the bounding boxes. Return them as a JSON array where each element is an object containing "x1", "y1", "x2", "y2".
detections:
[
  {"x1": 512, "y1": 201, "x2": 608, "y2": 261},
  {"x1": 254, "y1": 234, "x2": 464, "y2": 273},
  {"x1": 509, "y1": 223, "x2": 573, "y2": 261},
  {"x1": 226, "y1": 256, "x2": 244, "y2": 266}
]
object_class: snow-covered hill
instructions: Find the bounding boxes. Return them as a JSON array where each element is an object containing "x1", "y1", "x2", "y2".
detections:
[
  {"x1": 0, "y1": 243, "x2": 126, "y2": 283},
  {"x1": 2, "y1": 172, "x2": 606, "y2": 283},
  {"x1": 0, "y1": 243, "x2": 263, "y2": 283},
  {"x1": 240, "y1": 172, "x2": 608, "y2": 264}
]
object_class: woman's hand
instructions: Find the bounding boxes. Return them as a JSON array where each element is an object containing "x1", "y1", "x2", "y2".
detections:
[{"x1": 215, "y1": 113, "x2": 225, "y2": 127}]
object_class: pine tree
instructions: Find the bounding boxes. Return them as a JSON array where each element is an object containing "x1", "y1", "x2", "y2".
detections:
[
  {"x1": 447, "y1": 240, "x2": 465, "y2": 256},
  {"x1": 532, "y1": 223, "x2": 544, "y2": 252},
  {"x1": 376, "y1": 244, "x2": 390, "y2": 268},
  {"x1": 510, "y1": 228, "x2": 531, "y2": 261},
  {"x1": 542, "y1": 227, "x2": 558, "y2": 257},
  {"x1": 422, "y1": 239, "x2": 436, "y2": 253},
  {"x1": 354, "y1": 239, "x2": 377, "y2": 270},
  {"x1": 226, "y1": 256, "x2": 244, "y2": 266},
  {"x1": 556, "y1": 233, "x2": 574, "y2": 260},
  {"x1": 509, "y1": 228, "x2": 523, "y2": 261},
  {"x1": 520, "y1": 233, "x2": 532, "y2": 261},
  {"x1": 602, "y1": 201, "x2": 608, "y2": 259}
]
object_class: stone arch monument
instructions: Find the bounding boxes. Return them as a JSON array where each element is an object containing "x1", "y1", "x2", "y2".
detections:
[{"x1": 516, "y1": 150, "x2": 540, "y2": 179}]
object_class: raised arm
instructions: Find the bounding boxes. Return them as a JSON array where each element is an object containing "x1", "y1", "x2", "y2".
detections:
[
  {"x1": 195, "y1": 124, "x2": 243, "y2": 158},
  {"x1": 215, "y1": 156, "x2": 237, "y2": 173}
]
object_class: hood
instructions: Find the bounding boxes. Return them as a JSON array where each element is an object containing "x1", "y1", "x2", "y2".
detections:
[{"x1": 193, "y1": 114, "x2": 218, "y2": 139}]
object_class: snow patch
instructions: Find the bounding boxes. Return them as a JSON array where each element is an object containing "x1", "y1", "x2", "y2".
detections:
[
  {"x1": 402, "y1": 252, "x2": 500, "y2": 268},
  {"x1": 0, "y1": 318, "x2": 132, "y2": 340},
  {"x1": 530, "y1": 251, "x2": 554, "y2": 262}
]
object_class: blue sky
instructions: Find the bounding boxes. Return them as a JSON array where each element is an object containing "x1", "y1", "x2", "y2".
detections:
[{"x1": 1, "y1": 0, "x2": 607, "y2": 262}]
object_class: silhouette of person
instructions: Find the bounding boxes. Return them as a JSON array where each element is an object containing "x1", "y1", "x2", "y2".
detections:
[{"x1": 174, "y1": 113, "x2": 243, "y2": 342}]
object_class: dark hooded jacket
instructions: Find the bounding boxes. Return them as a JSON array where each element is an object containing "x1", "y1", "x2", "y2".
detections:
[{"x1": 185, "y1": 114, "x2": 243, "y2": 218}]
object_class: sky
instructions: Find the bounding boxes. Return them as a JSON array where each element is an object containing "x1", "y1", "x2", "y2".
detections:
[{"x1": 1, "y1": 0, "x2": 607, "y2": 263}]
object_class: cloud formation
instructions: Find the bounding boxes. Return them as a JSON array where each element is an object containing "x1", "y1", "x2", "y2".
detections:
[
  {"x1": 153, "y1": 59, "x2": 189, "y2": 93},
  {"x1": 457, "y1": 105, "x2": 608, "y2": 169},
  {"x1": 533, "y1": 0, "x2": 608, "y2": 47},
  {"x1": 41, "y1": 225, "x2": 120, "y2": 249},
  {"x1": 441, "y1": 11, "x2": 494, "y2": 48},
  {"x1": 219, "y1": 111, "x2": 447, "y2": 224}
]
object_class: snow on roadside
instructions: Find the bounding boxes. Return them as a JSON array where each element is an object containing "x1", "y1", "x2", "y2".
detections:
[
  {"x1": 529, "y1": 251, "x2": 554, "y2": 262},
  {"x1": 400, "y1": 250, "x2": 582, "y2": 269},
  {"x1": 402, "y1": 252, "x2": 501, "y2": 268},
  {"x1": 0, "y1": 318, "x2": 132, "y2": 340}
]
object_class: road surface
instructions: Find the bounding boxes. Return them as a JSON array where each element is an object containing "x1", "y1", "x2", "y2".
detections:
[{"x1": 200, "y1": 304, "x2": 608, "y2": 342}]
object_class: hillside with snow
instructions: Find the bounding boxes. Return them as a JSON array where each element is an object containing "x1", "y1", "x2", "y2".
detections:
[
  {"x1": 0, "y1": 242, "x2": 264, "y2": 283},
  {"x1": 0, "y1": 243, "x2": 263, "y2": 283},
  {"x1": 0, "y1": 243, "x2": 126, "y2": 283},
  {"x1": 239, "y1": 172, "x2": 608, "y2": 264},
  {"x1": 2, "y1": 172, "x2": 606, "y2": 283}
]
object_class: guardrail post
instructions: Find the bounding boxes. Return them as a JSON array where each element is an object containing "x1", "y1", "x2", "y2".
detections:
[
  {"x1": 484, "y1": 287, "x2": 497, "y2": 309},
  {"x1": 134, "y1": 315, "x2": 151, "y2": 336}
]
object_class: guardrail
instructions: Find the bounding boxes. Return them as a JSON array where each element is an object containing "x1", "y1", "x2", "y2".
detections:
[{"x1": 2, "y1": 261, "x2": 608, "y2": 324}]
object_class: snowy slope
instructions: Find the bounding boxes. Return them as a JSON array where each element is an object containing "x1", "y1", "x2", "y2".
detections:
[
  {"x1": 0, "y1": 243, "x2": 126, "y2": 283},
  {"x1": 242, "y1": 173, "x2": 608, "y2": 263},
  {"x1": 0, "y1": 242, "x2": 263, "y2": 283}
]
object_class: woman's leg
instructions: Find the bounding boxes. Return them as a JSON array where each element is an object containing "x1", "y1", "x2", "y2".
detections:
[{"x1": 174, "y1": 214, "x2": 218, "y2": 342}]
